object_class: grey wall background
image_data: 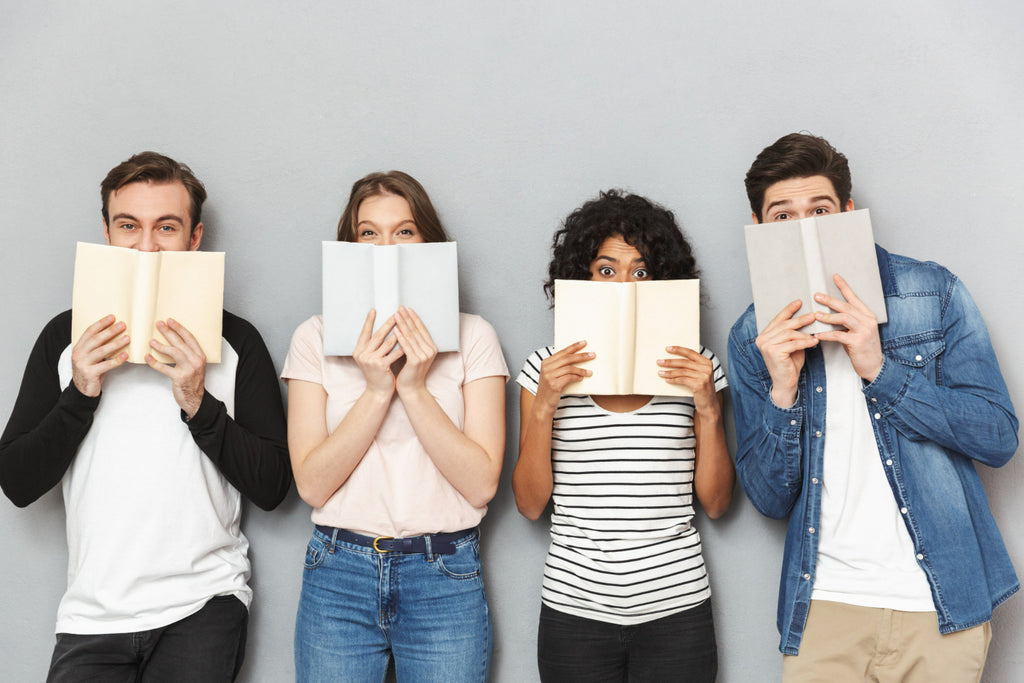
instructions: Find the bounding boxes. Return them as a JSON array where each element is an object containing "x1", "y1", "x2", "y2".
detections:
[{"x1": 2, "y1": 1, "x2": 1021, "y2": 680}]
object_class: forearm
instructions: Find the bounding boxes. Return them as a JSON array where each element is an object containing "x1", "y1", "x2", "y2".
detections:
[
  {"x1": 692, "y1": 398, "x2": 734, "y2": 519},
  {"x1": 399, "y1": 381, "x2": 503, "y2": 509},
  {"x1": 290, "y1": 387, "x2": 390, "y2": 508},
  {"x1": 865, "y1": 357, "x2": 1018, "y2": 466},
  {"x1": 512, "y1": 402, "x2": 556, "y2": 521},
  {"x1": 0, "y1": 383, "x2": 97, "y2": 507},
  {"x1": 187, "y1": 390, "x2": 291, "y2": 511},
  {"x1": 729, "y1": 329, "x2": 804, "y2": 519}
]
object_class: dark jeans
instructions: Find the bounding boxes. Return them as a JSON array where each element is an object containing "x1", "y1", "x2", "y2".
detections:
[
  {"x1": 538, "y1": 599, "x2": 718, "y2": 682},
  {"x1": 47, "y1": 595, "x2": 248, "y2": 683}
]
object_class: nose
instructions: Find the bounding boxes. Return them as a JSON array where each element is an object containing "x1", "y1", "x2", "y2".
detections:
[{"x1": 139, "y1": 229, "x2": 158, "y2": 252}]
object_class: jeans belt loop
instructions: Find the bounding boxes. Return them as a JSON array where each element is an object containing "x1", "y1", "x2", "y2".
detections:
[
  {"x1": 329, "y1": 527, "x2": 340, "y2": 553},
  {"x1": 424, "y1": 533, "x2": 434, "y2": 561}
]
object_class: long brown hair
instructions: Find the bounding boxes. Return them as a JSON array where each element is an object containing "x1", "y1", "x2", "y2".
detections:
[{"x1": 336, "y1": 171, "x2": 449, "y2": 243}]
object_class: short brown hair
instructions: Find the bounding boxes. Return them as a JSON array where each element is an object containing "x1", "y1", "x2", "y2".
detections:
[
  {"x1": 336, "y1": 171, "x2": 449, "y2": 243},
  {"x1": 101, "y1": 152, "x2": 207, "y2": 232},
  {"x1": 745, "y1": 133, "x2": 852, "y2": 222}
]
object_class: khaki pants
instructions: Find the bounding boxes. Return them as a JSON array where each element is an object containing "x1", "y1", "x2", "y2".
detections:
[{"x1": 782, "y1": 600, "x2": 991, "y2": 683}]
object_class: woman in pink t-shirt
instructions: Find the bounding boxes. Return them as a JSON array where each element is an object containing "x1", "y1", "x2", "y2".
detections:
[{"x1": 282, "y1": 171, "x2": 508, "y2": 682}]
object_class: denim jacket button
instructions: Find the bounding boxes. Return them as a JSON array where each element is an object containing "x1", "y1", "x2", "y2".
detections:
[
  {"x1": 790, "y1": 419, "x2": 797, "y2": 426},
  {"x1": 815, "y1": 386, "x2": 822, "y2": 393},
  {"x1": 874, "y1": 413, "x2": 881, "y2": 419},
  {"x1": 886, "y1": 459, "x2": 893, "y2": 466},
  {"x1": 901, "y1": 507, "x2": 908, "y2": 514},
  {"x1": 811, "y1": 478, "x2": 819, "y2": 484},
  {"x1": 803, "y1": 573, "x2": 810, "y2": 580},
  {"x1": 915, "y1": 354, "x2": 923, "y2": 361},
  {"x1": 916, "y1": 553, "x2": 924, "y2": 560},
  {"x1": 808, "y1": 527, "x2": 815, "y2": 534},
  {"x1": 815, "y1": 430, "x2": 822, "y2": 437}
]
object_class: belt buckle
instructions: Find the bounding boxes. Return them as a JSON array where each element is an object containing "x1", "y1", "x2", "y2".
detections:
[{"x1": 372, "y1": 536, "x2": 393, "y2": 553}]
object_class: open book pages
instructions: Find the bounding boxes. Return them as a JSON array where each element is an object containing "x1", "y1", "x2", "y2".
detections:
[
  {"x1": 71, "y1": 242, "x2": 224, "y2": 363},
  {"x1": 322, "y1": 241, "x2": 460, "y2": 356},
  {"x1": 744, "y1": 208, "x2": 887, "y2": 334},
  {"x1": 553, "y1": 279, "x2": 700, "y2": 397}
]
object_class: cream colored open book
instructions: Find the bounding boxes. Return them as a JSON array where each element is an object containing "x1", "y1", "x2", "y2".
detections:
[
  {"x1": 553, "y1": 279, "x2": 700, "y2": 396},
  {"x1": 71, "y1": 242, "x2": 225, "y2": 363}
]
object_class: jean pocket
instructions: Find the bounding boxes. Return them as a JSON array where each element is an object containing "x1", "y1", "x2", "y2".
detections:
[
  {"x1": 304, "y1": 534, "x2": 328, "y2": 570},
  {"x1": 435, "y1": 537, "x2": 482, "y2": 580}
]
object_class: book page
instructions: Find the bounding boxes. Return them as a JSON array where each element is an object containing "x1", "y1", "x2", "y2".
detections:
[
  {"x1": 815, "y1": 209, "x2": 887, "y2": 325},
  {"x1": 554, "y1": 280, "x2": 633, "y2": 395},
  {"x1": 632, "y1": 279, "x2": 700, "y2": 397},
  {"x1": 322, "y1": 242, "x2": 377, "y2": 356},
  {"x1": 397, "y1": 242, "x2": 460, "y2": 353},
  {"x1": 745, "y1": 220, "x2": 809, "y2": 333},
  {"x1": 153, "y1": 250, "x2": 225, "y2": 363},
  {"x1": 71, "y1": 242, "x2": 138, "y2": 358}
]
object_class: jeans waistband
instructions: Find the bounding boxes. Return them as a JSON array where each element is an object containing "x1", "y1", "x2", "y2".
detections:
[{"x1": 314, "y1": 525, "x2": 475, "y2": 555}]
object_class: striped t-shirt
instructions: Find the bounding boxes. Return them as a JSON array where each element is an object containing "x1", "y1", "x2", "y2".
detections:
[{"x1": 517, "y1": 345, "x2": 728, "y2": 625}]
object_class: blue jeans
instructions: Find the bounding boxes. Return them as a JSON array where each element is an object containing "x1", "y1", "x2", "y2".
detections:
[
  {"x1": 46, "y1": 595, "x2": 247, "y2": 682},
  {"x1": 294, "y1": 527, "x2": 492, "y2": 682},
  {"x1": 537, "y1": 600, "x2": 718, "y2": 682}
]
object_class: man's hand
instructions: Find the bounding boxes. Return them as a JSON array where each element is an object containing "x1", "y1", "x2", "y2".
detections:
[
  {"x1": 146, "y1": 318, "x2": 207, "y2": 418},
  {"x1": 71, "y1": 315, "x2": 130, "y2": 397},
  {"x1": 813, "y1": 273, "x2": 884, "y2": 382},
  {"x1": 755, "y1": 300, "x2": 819, "y2": 408}
]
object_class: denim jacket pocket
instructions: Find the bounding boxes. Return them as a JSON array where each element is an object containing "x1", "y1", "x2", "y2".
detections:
[{"x1": 884, "y1": 334, "x2": 944, "y2": 380}]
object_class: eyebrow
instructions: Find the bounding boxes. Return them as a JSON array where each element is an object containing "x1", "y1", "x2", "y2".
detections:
[
  {"x1": 594, "y1": 254, "x2": 645, "y2": 264},
  {"x1": 764, "y1": 195, "x2": 838, "y2": 214},
  {"x1": 110, "y1": 212, "x2": 185, "y2": 225},
  {"x1": 356, "y1": 219, "x2": 417, "y2": 228}
]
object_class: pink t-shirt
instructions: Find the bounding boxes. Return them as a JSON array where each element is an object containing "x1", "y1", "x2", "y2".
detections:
[{"x1": 282, "y1": 313, "x2": 508, "y2": 537}]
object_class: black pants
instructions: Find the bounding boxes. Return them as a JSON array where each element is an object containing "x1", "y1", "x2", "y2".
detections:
[
  {"x1": 47, "y1": 595, "x2": 248, "y2": 683},
  {"x1": 538, "y1": 599, "x2": 718, "y2": 682}
]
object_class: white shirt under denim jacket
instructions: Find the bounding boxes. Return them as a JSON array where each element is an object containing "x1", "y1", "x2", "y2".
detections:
[{"x1": 727, "y1": 244, "x2": 1019, "y2": 656}]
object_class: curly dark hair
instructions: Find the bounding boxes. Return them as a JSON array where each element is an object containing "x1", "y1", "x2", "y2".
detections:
[{"x1": 543, "y1": 190, "x2": 701, "y2": 302}]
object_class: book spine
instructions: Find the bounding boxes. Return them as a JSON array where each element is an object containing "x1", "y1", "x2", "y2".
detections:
[
  {"x1": 801, "y1": 219, "x2": 830, "y2": 317},
  {"x1": 132, "y1": 251, "x2": 161, "y2": 362},
  {"x1": 619, "y1": 286, "x2": 635, "y2": 393}
]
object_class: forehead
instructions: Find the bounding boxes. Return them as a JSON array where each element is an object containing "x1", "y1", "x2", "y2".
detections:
[
  {"x1": 356, "y1": 193, "x2": 413, "y2": 221},
  {"x1": 108, "y1": 181, "x2": 190, "y2": 218},
  {"x1": 761, "y1": 175, "x2": 839, "y2": 210},
  {"x1": 593, "y1": 235, "x2": 643, "y2": 261}
]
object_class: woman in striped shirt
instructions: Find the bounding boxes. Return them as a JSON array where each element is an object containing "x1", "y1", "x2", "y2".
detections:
[{"x1": 513, "y1": 190, "x2": 735, "y2": 682}]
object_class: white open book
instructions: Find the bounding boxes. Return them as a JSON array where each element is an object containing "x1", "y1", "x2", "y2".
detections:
[
  {"x1": 322, "y1": 241, "x2": 460, "y2": 356},
  {"x1": 553, "y1": 279, "x2": 700, "y2": 396},
  {"x1": 71, "y1": 242, "x2": 224, "y2": 363},
  {"x1": 744, "y1": 208, "x2": 887, "y2": 334}
]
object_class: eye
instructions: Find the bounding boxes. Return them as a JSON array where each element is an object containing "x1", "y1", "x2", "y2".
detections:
[
  {"x1": 158, "y1": 224, "x2": 177, "y2": 233},
  {"x1": 359, "y1": 229, "x2": 376, "y2": 238},
  {"x1": 398, "y1": 227, "x2": 417, "y2": 236},
  {"x1": 120, "y1": 223, "x2": 137, "y2": 231},
  {"x1": 774, "y1": 212, "x2": 790, "y2": 221},
  {"x1": 598, "y1": 266, "x2": 615, "y2": 277},
  {"x1": 633, "y1": 268, "x2": 649, "y2": 279},
  {"x1": 814, "y1": 207, "x2": 830, "y2": 215}
]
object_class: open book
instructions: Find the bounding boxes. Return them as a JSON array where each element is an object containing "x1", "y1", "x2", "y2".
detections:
[
  {"x1": 744, "y1": 208, "x2": 887, "y2": 334},
  {"x1": 553, "y1": 279, "x2": 700, "y2": 396},
  {"x1": 71, "y1": 242, "x2": 224, "y2": 363},
  {"x1": 322, "y1": 241, "x2": 460, "y2": 356}
]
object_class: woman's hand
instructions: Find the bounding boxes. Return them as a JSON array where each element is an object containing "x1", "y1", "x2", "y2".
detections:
[
  {"x1": 658, "y1": 346, "x2": 717, "y2": 414},
  {"x1": 535, "y1": 340, "x2": 594, "y2": 409},
  {"x1": 393, "y1": 306, "x2": 438, "y2": 395},
  {"x1": 352, "y1": 309, "x2": 403, "y2": 398}
]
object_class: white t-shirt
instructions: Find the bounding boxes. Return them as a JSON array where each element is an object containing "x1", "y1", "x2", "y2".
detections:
[
  {"x1": 811, "y1": 341, "x2": 934, "y2": 611},
  {"x1": 282, "y1": 313, "x2": 508, "y2": 537}
]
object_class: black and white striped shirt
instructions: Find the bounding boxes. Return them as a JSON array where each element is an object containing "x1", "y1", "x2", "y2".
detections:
[{"x1": 517, "y1": 345, "x2": 727, "y2": 625}]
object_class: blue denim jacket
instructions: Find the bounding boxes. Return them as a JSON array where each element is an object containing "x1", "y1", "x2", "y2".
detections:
[{"x1": 728, "y1": 245, "x2": 1019, "y2": 655}]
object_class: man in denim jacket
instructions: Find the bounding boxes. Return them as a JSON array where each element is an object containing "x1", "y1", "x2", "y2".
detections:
[{"x1": 729, "y1": 133, "x2": 1018, "y2": 681}]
